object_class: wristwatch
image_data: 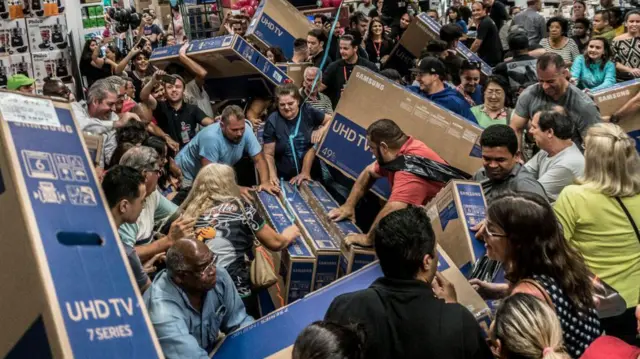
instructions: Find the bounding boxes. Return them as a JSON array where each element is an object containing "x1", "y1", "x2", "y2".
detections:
[{"x1": 609, "y1": 114, "x2": 620, "y2": 124}]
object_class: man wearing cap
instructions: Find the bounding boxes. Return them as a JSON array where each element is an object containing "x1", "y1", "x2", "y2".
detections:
[
  {"x1": 408, "y1": 57, "x2": 477, "y2": 124},
  {"x1": 141, "y1": 69, "x2": 215, "y2": 150},
  {"x1": 7, "y1": 74, "x2": 36, "y2": 94},
  {"x1": 493, "y1": 29, "x2": 538, "y2": 96}
]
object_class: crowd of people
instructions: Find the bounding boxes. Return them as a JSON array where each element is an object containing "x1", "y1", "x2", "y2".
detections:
[{"x1": 6, "y1": 0, "x2": 640, "y2": 357}]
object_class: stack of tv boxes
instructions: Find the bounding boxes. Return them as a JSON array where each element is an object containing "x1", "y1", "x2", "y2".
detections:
[
  {"x1": 0, "y1": 3, "x2": 72, "y2": 94},
  {"x1": 253, "y1": 181, "x2": 376, "y2": 310}
]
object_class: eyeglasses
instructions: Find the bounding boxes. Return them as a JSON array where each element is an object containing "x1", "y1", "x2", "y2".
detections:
[
  {"x1": 191, "y1": 254, "x2": 218, "y2": 278},
  {"x1": 485, "y1": 226, "x2": 507, "y2": 238}
]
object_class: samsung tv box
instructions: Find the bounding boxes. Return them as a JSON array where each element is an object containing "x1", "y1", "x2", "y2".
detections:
[
  {"x1": 150, "y1": 35, "x2": 290, "y2": 101},
  {"x1": 0, "y1": 92, "x2": 162, "y2": 358},
  {"x1": 211, "y1": 262, "x2": 383, "y2": 358},
  {"x1": 281, "y1": 182, "x2": 341, "y2": 290},
  {"x1": 276, "y1": 62, "x2": 311, "y2": 86},
  {"x1": 386, "y1": 12, "x2": 492, "y2": 76},
  {"x1": 425, "y1": 180, "x2": 487, "y2": 277},
  {"x1": 593, "y1": 79, "x2": 640, "y2": 152},
  {"x1": 316, "y1": 66, "x2": 483, "y2": 198},
  {"x1": 254, "y1": 191, "x2": 316, "y2": 304},
  {"x1": 299, "y1": 181, "x2": 376, "y2": 277},
  {"x1": 245, "y1": 0, "x2": 314, "y2": 59}
]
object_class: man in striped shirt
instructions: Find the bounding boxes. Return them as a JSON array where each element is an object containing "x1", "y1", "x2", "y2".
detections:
[{"x1": 299, "y1": 67, "x2": 334, "y2": 114}]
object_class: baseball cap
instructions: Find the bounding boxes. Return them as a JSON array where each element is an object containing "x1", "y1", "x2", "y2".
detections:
[
  {"x1": 507, "y1": 27, "x2": 529, "y2": 51},
  {"x1": 411, "y1": 57, "x2": 447, "y2": 78},
  {"x1": 440, "y1": 23, "x2": 464, "y2": 43},
  {"x1": 7, "y1": 74, "x2": 36, "y2": 90}
]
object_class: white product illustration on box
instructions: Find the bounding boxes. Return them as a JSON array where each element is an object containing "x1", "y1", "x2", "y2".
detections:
[
  {"x1": 33, "y1": 181, "x2": 66, "y2": 204},
  {"x1": 53, "y1": 153, "x2": 88, "y2": 183},
  {"x1": 9, "y1": 23, "x2": 28, "y2": 54},
  {"x1": 66, "y1": 185, "x2": 97, "y2": 206},
  {"x1": 22, "y1": 150, "x2": 58, "y2": 180}
]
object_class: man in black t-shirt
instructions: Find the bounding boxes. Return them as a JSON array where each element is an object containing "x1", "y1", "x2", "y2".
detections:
[
  {"x1": 307, "y1": 28, "x2": 333, "y2": 70},
  {"x1": 140, "y1": 70, "x2": 214, "y2": 149},
  {"x1": 483, "y1": 0, "x2": 509, "y2": 31},
  {"x1": 321, "y1": 34, "x2": 378, "y2": 108},
  {"x1": 470, "y1": 2, "x2": 503, "y2": 66}
]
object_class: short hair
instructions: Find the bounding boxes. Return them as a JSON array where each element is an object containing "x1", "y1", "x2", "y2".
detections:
[
  {"x1": 101, "y1": 165, "x2": 145, "y2": 208},
  {"x1": 574, "y1": 17, "x2": 591, "y2": 30},
  {"x1": 608, "y1": 7, "x2": 623, "y2": 25},
  {"x1": 440, "y1": 23, "x2": 463, "y2": 45},
  {"x1": 119, "y1": 146, "x2": 159, "y2": 172},
  {"x1": 41, "y1": 79, "x2": 65, "y2": 97},
  {"x1": 165, "y1": 243, "x2": 188, "y2": 275},
  {"x1": 373, "y1": 207, "x2": 436, "y2": 280},
  {"x1": 308, "y1": 28, "x2": 328, "y2": 45},
  {"x1": 87, "y1": 79, "x2": 117, "y2": 104},
  {"x1": 339, "y1": 34, "x2": 358, "y2": 48},
  {"x1": 293, "y1": 321, "x2": 365, "y2": 359},
  {"x1": 143, "y1": 136, "x2": 168, "y2": 158},
  {"x1": 221, "y1": 104, "x2": 245, "y2": 123},
  {"x1": 366, "y1": 119, "x2": 407, "y2": 149},
  {"x1": 537, "y1": 52, "x2": 566, "y2": 71},
  {"x1": 380, "y1": 69, "x2": 404, "y2": 85},
  {"x1": 536, "y1": 111, "x2": 574, "y2": 140},
  {"x1": 594, "y1": 10, "x2": 610, "y2": 23},
  {"x1": 427, "y1": 9, "x2": 439, "y2": 17},
  {"x1": 472, "y1": 1, "x2": 489, "y2": 10},
  {"x1": 314, "y1": 14, "x2": 329, "y2": 24},
  {"x1": 507, "y1": 28, "x2": 530, "y2": 51},
  {"x1": 303, "y1": 66, "x2": 321, "y2": 81},
  {"x1": 104, "y1": 76, "x2": 126, "y2": 94},
  {"x1": 275, "y1": 83, "x2": 302, "y2": 102},
  {"x1": 293, "y1": 38, "x2": 307, "y2": 52},
  {"x1": 349, "y1": 11, "x2": 367, "y2": 26},
  {"x1": 479, "y1": 124, "x2": 518, "y2": 155},
  {"x1": 460, "y1": 59, "x2": 482, "y2": 73},
  {"x1": 546, "y1": 16, "x2": 569, "y2": 36},
  {"x1": 116, "y1": 119, "x2": 148, "y2": 145}
]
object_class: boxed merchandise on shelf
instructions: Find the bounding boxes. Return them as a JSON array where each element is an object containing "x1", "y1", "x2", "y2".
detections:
[
  {"x1": 31, "y1": 49, "x2": 72, "y2": 83},
  {"x1": 0, "y1": 56, "x2": 9, "y2": 88},
  {"x1": 5, "y1": 19, "x2": 28, "y2": 55},
  {"x1": 26, "y1": 15, "x2": 68, "y2": 53},
  {"x1": 9, "y1": 53, "x2": 33, "y2": 78}
]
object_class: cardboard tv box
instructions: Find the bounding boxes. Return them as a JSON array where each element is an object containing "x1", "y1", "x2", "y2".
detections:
[
  {"x1": 425, "y1": 180, "x2": 487, "y2": 277},
  {"x1": 211, "y1": 262, "x2": 384, "y2": 359},
  {"x1": 254, "y1": 190, "x2": 316, "y2": 304},
  {"x1": 281, "y1": 182, "x2": 341, "y2": 290},
  {"x1": 150, "y1": 35, "x2": 291, "y2": 101},
  {"x1": 316, "y1": 66, "x2": 483, "y2": 199},
  {"x1": 245, "y1": 0, "x2": 314, "y2": 59},
  {"x1": 0, "y1": 92, "x2": 162, "y2": 358},
  {"x1": 26, "y1": 15, "x2": 68, "y2": 53},
  {"x1": 299, "y1": 181, "x2": 376, "y2": 277},
  {"x1": 276, "y1": 62, "x2": 310, "y2": 86},
  {"x1": 437, "y1": 245, "x2": 492, "y2": 334},
  {"x1": 386, "y1": 12, "x2": 492, "y2": 76},
  {"x1": 593, "y1": 79, "x2": 640, "y2": 152}
]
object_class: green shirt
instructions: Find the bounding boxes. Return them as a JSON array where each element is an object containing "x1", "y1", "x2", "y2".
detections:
[
  {"x1": 554, "y1": 185, "x2": 640, "y2": 308},
  {"x1": 471, "y1": 105, "x2": 510, "y2": 129}
]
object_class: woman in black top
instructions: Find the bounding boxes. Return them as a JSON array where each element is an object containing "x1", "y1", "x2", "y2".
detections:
[
  {"x1": 364, "y1": 18, "x2": 394, "y2": 69},
  {"x1": 79, "y1": 39, "x2": 112, "y2": 88},
  {"x1": 389, "y1": 12, "x2": 412, "y2": 42}
]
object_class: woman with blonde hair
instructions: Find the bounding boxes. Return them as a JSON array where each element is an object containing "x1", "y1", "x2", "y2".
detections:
[
  {"x1": 490, "y1": 293, "x2": 571, "y2": 359},
  {"x1": 180, "y1": 163, "x2": 300, "y2": 317},
  {"x1": 554, "y1": 123, "x2": 640, "y2": 346}
]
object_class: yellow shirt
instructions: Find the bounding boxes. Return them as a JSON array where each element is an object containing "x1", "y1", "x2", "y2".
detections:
[
  {"x1": 554, "y1": 185, "x2": 640, "y2": 308},
  {"x1": 615, "y1": 25, "x2": 625, "y2": 37}
]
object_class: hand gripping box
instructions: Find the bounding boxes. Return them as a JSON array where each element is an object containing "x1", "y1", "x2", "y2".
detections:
[
  {"x1": 425, "y1": 180, "x2": 487, "y2": 278},
  {"x1": 211, "y1": 262, "x2": 384, "y2": 359},
  {"x1": 0, "y1": 92, "x2": 162, "y2": 358},
  {"x1": 254, "y1": 190, "x2": 316, "y2": 304},
  {"x1": 437, "y1": 245, "x2": 492, "y2": 335},
  {"x1": 316, "y1": 66, "x2": 483, "y2": 199},
  {"x1": 386, "y1": 13, "x2": 492, "y2": 76},
  {"x1": 281, "y1": 182, "x2": 341, "y2": 290},
  {"x1": 299, "y1": 181, "x2": 376, "y2": 277},
  {"x1": 592, "y1": 79, "x2": 640, "y2": 153},
  {"x1": 149, "y1": 35, "x2": 290, "y2": 101},
  {"x1": 245, "y1": 0, "x2": 314, "y2": 59}
]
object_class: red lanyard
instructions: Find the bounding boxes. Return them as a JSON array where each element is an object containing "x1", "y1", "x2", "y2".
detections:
[
  {"x1": 373, "y1": 41, "x2": 382, "y2": 58},
  {"x1": 343, "y1": 66, "x2": 349, "y2": 82}
]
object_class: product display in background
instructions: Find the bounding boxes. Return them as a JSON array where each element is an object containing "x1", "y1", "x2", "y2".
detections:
[
  {"x1": 26, "y1": 14, "x2": 67, "y2": 52},
  {"x1": 0, "y1": 93, "x2": 163, "y2": 358},
  {"x1": 81, "y1": 5, "x2": 104, "y2": 29},
  {"x1": 0, "y1": 56, "x2": 9, "y2": 87},
  {"x1": 32, "y1": 49, "x2": 72, "y2": 83},
  {"x1": 9, "y1": 52, "x2": 33, "y2": 78},
  {"x1": 6, "y1": 18, "x2": 28, "y2": 54},
  {"x1": 316, "y1": 66, "x2": 483, "y2": 199},
  {"x1": 593, "y1": 79, "x2": 640, "y2": 153}
]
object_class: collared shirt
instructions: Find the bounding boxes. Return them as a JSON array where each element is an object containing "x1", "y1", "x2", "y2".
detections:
[
  {"x1": 143, "y1": 268, "x2": 254, "y2": 359},
  {"x1": 473, "y1": 163, "x2": 548, "y2": 202},
  {"x1": 154, "y1": 101, "x2": 209, "y2": 149},
  {"x1": 299, "y1": 88, "x2": 333, "y2": 114}
]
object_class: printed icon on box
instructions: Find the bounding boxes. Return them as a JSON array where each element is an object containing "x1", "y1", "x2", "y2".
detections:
[
  {"x1": 66, "y1": 185, "x2": 97, "y2": 206},
  {"x1": 22, "y1": 150, "x2": 58, "y2": 180},
  {"x1": 33, "y1": 181, "x2": 66, "y2": 204}
]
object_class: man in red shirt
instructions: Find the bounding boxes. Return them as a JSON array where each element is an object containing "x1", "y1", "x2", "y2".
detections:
[{"x1": 328, "y1": 119, "x2": 447, "y2": 246}]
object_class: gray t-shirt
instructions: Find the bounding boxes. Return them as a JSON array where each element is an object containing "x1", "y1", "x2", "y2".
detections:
[
  {"x1": 524, "y1": 143, "x2": 585, "y2": 202},
  {"x1": 515, "y1": 83, "x2": 601, "y2": 147},
  {"x1": 473, "y1": 163, "x2": 549, "y2": 202},
  {"x1": 126, "y1": 244, "x2": 149, "y2": 290},
  {"x1": 512, "y1": 8, "x2": 547, "y2": 48}
]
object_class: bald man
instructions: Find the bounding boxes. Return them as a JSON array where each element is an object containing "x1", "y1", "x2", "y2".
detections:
[{"x1": 143, "y1": 239, "x2": 253, "y2": 358}]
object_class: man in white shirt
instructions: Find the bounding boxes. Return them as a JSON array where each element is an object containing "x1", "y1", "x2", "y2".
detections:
[
  {"x1": 525, "y1": 109, "x2": 585, "y2": 201},
  {"x1": 71, "y1": 79, "x2": 133, "y2": 135}
]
